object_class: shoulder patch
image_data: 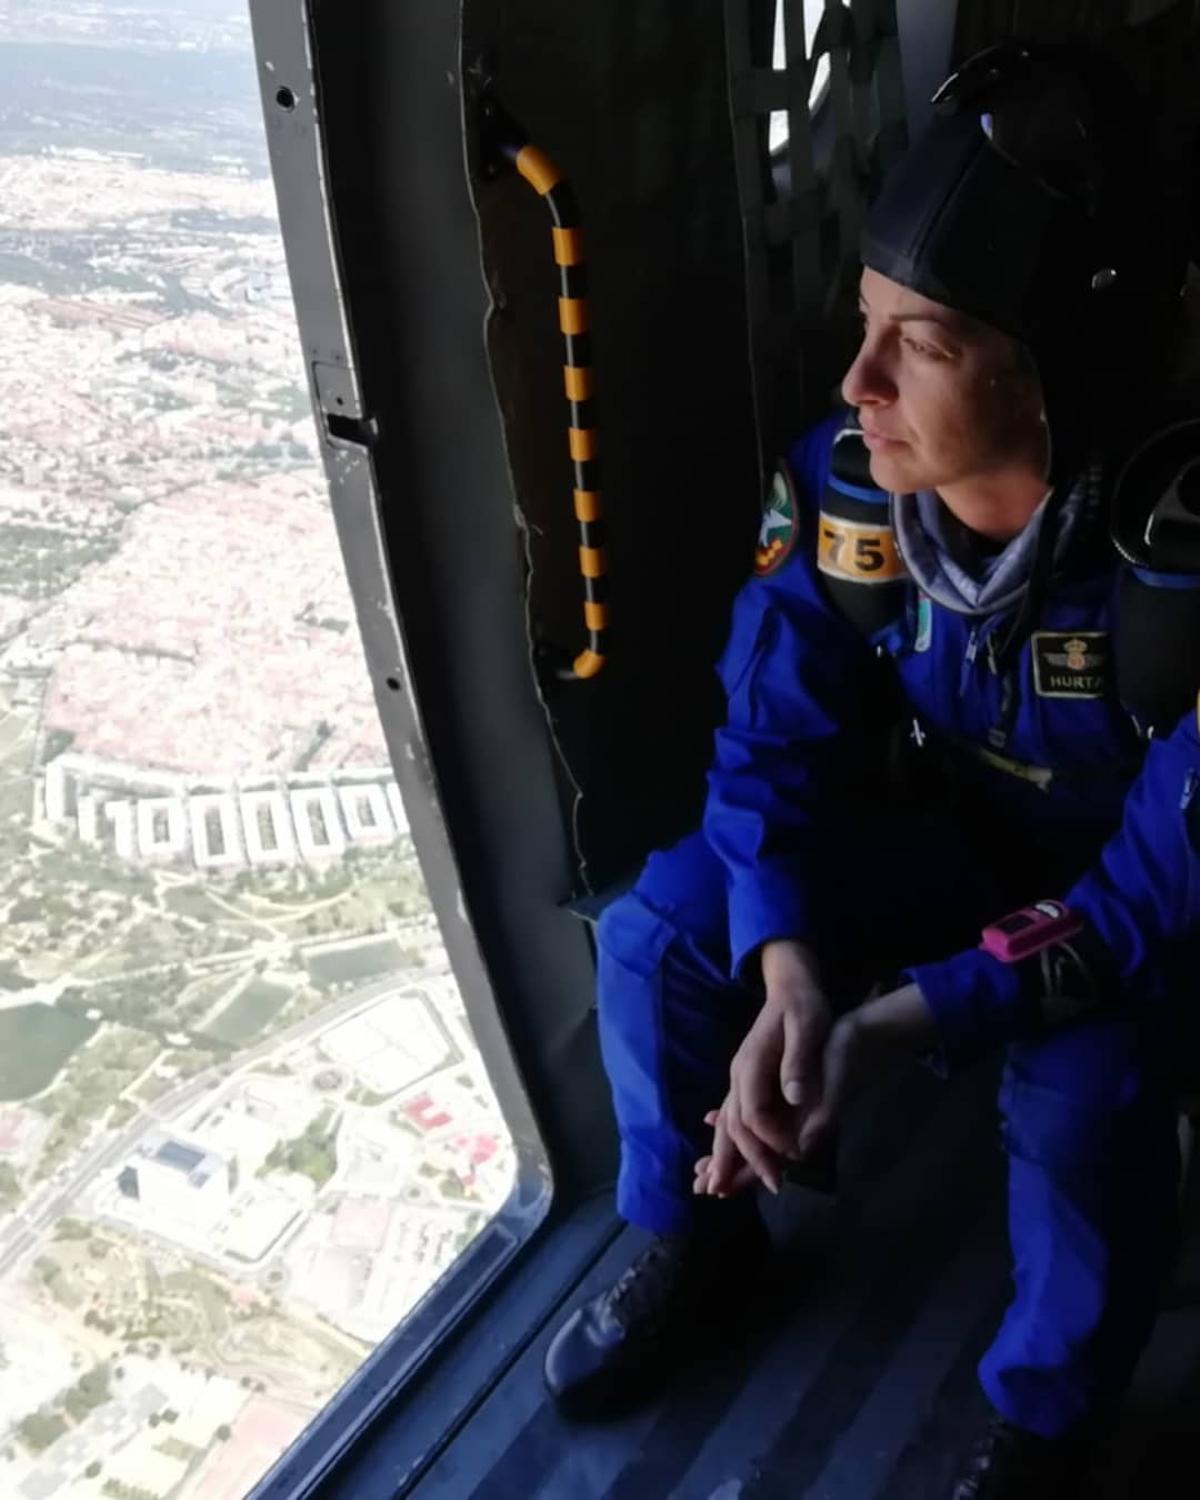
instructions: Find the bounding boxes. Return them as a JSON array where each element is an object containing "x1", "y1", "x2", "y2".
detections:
[
  {"x1": 754, "y1": 466, "x2": 798, "y2": 577},
  {"x1": 1031, "y1": 631, "x2": 1110, "y2": 700}
]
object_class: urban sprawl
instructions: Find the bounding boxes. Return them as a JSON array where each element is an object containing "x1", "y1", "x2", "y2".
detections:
[{"x1": 0, "y1": 7, "x2": 516, "y2": 1500}]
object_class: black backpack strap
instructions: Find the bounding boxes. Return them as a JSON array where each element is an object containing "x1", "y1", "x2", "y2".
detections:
[{"x1": 1111, "y1": 416, "x2": 1200, "y2": 733}]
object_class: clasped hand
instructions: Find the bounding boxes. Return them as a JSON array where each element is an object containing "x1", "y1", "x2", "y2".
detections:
[{"x1": 693, "y1": 941, "x2": 934, "y2": 1199}]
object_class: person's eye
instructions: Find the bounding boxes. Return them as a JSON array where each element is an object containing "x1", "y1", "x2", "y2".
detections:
[{"x1": 902, "y1": 336, "x2": 946, "y2": 360}]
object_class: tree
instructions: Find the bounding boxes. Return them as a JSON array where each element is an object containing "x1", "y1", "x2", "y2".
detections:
[
  {"x1": 17, "y1": 1409, "x2": 66, "y2": 1452},
  {"x1": 0, "y1": 1163, "x2": 19, "y2": 1212},
  {"x1": 63, "y1": 1363, "x2": 111, "y2": 1422},
  {"x1": 54, "y1": 1217, "x2": 91, "y2": 1241},
  {"x1": 33, "y1": 1256, "x2": 61, "y2": 1286}
]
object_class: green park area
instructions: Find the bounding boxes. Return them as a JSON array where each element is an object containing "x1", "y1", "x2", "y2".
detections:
[
  {"x1": 260, "y1": 1106, "x2": 339, "y2": 1188},
  {"x1": 34, "y1": 1025, "x2": 164, "y2": 1176},
  {"x1": 202, "y1": 977, "x2": 292, "y2": 1046},
  {"x1": 304, "y1": 937, "x2": 403, "y2": 990},
  {"x1": 0, "y1": 1004, "x2": 97, "y2": 1101}
]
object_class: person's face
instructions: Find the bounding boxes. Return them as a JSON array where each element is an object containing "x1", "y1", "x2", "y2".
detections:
[{"x1": 840, "y1": 268, "x2": 1047, "y2": 495}]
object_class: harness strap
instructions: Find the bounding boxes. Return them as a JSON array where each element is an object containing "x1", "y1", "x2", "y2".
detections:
[
  {"x1": 973, "y1": 744, "x2": 1055, "y2": 792},
  {"x1": 918, "y1": 721, "x2": 1142, "y2": 794},
  {"x1": 986, "y1": 486, "x2": 1070, "y2": 750}
]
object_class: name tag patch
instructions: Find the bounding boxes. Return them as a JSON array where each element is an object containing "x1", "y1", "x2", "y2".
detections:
[{"x1": 1031, "y1": 631, "x2": 1110, "y2": 700}]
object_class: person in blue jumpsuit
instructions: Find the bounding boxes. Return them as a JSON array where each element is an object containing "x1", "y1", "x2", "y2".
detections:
[{"x1": 545, "y1": 41, "x2": 1200, "y2": 1499}]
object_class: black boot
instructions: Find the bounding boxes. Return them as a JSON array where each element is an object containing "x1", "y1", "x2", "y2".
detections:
[
  {"x1": 950, "y1": 1415, "x2": 1097, "y2": 1500},
  {"x1": 542, "y1": 1210, "x2": 771, "y2": 1418}
]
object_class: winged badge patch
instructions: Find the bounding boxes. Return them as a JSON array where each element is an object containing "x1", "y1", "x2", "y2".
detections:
[{"x1": 1031, "y1": 631, "x2": 1109, "y2": 700}]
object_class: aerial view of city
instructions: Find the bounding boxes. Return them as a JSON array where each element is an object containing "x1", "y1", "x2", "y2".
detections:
[{"x1": 0, "y1": 3, "x2": 516, "y2": 1496}]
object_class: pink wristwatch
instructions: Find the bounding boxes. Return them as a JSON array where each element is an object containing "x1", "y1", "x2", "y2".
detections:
[{"x1": 979, "y1": 899, "x2": 1085, "y2": 964}]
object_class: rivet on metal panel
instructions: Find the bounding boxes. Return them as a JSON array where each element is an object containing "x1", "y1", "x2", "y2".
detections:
[{"x1": 312, "y1": 360, "x2": 363, "y2": 420}]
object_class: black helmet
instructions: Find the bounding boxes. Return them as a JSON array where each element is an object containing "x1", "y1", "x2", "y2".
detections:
[{"x1": 861, "y1": 40, "x2": 1178, "y2": 484}]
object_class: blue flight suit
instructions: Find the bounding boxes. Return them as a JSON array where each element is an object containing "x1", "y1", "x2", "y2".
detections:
[{"x1": 597, "y1": 413, "x2": 1200, "y2": 1438}]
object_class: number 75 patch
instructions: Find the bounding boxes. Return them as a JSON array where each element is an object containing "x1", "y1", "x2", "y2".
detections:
[{"x1": 816, "y1": 512, "x2": 905, "y2": 584}]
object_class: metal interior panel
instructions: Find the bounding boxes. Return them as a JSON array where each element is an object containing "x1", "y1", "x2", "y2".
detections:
[
  {"x1": 464, "y1": 0, "x2": 762, "y2": 890},
  {"x1": 726, "y1": 0, "x2": 909, "y2": 461},
  {"x1": 274, "y1": 0, "x2": 618, "y2": 1205}
]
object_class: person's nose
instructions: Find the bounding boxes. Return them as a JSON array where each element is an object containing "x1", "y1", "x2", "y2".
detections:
[{"x1": 841, "y1": 335, "x2": 895, "y2": 410}]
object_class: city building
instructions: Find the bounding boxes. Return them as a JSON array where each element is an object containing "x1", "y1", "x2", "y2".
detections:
[{"x1": 118, "y1": 1131, "x2": 232, "y2": 1229}]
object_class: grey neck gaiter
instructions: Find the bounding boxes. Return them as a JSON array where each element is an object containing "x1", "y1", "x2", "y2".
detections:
[{"x1": 891, "y1": 466, "x2": 1099, "y2": 618}]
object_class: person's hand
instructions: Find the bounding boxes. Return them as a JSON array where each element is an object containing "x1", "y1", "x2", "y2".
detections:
[
  {"x1": 693, "y1": 1104, "x2": 760, "y2": 1198},
  {"x1": 693, "y1": 980, "x2": 939, "y2": 1196},
  {"x1": 789, "y1": 1011, "x2": 868, "y2": 1161},
  {"x1": 693, "y1": 1101, "x2": 834, "y2": 1198},
  {"x1": 703, "y1": 940, "x2": 831, "y2": 1196},
  {"x1": 793, "y1": 982, "x2": 939, "y2": 1158}
]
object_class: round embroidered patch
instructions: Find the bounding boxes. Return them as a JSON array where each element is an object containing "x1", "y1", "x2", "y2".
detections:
[{"x1": 754, "y1": 466, "x2": 798, "y2": 577}]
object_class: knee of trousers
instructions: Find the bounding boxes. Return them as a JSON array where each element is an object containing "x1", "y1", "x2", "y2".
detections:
[
  {"x1": 594, "y1": 884, "x2": 746, "y2": 1110},
  {"x1": 1000, "y1": 1015, "x2": 1180, "y2": 1192},
  {"x1": 595, "y1": 888, "x2": 729, "y2": 1029},
  {"x1": 597, "y1": 892, "x2": 677, "y2": 1002}
]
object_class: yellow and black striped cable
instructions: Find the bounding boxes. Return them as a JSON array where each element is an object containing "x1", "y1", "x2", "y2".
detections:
[{"x1": 490, "y1": 111, "x2": 608, "y2": 680}]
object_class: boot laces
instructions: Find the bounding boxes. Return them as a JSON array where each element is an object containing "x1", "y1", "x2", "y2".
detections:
[{"x1": 604, "y1": 1238, "x2": 695, "y2": 1334}]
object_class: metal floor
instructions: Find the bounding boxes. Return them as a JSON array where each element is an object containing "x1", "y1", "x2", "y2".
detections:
[{"x1": 413, "y1": 1062, "x2": 1200, "y2": 1500}]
